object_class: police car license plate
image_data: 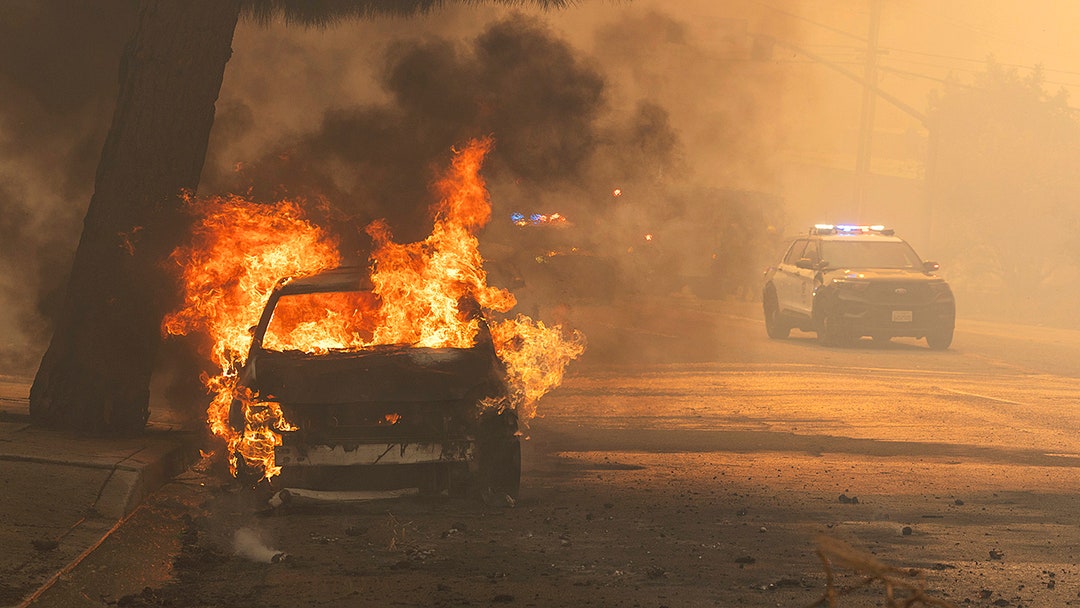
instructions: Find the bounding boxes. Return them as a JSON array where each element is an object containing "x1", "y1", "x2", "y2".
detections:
[{"x1": 892, "y1": 310, "x2": 913, "y2": 322}]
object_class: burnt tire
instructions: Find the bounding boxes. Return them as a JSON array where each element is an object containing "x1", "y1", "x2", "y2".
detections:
[
  {"x1": 926, "y1": 327, "x2": 953, "y2": 350},
  {"x1": 474, "y1": 409, "x2": 522, "y2": 502},
  {"x1": 763, "y1": 292, "x2": 791, "y2": 339},
  {"x1": 482, "y1": 437, "x2": 521, "y2": 500}
]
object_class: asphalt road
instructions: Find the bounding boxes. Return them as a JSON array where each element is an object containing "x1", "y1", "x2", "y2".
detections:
[{"x1": 31, "y1": 296, "x2": 1080, "y2": 608}]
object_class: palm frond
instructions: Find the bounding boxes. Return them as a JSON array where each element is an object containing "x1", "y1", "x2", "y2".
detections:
[{"x1": 241, "y1": 0, "x2": 576, "y2": 27}]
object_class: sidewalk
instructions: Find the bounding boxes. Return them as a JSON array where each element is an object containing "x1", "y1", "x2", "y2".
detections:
[{"x1": 0, "y1": 377, "x2": 198, "y2": 608}]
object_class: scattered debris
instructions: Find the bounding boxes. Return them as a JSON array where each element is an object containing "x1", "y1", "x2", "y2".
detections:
[
  {"x1": 385, "y1": 512, "x2": 412, "y2": 551},
  {"x1": 483, "y1": 488, "x2": 516, "y2": 508},
  {"x1": 269, "y1": 487, "x2": 419, "y2": 508},
  {"x1": 646, "y1": 566, "x2": 666, "y2": 579},
  {"x1": 767, "y1": 578, "x2": 803, "y2": 590},
  {"x1": 902, "y1": 526, "x2": 913, "y2": 536},
  {"x1": 838, "y1": 494, "x2": 859, "y2": 504},
  {"x1": 989, "y1": 549, "x2": 1004, "y2": 560}
]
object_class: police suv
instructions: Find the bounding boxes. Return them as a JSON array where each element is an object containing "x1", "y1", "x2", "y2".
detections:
[{"x1": 761, "y1": 224, "x2": 955, "y2": 349}]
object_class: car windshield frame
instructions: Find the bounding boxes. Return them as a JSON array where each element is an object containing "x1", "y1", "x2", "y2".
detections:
[{"x1": 819, "y1": 239, "x2": 923, "y2": 270}]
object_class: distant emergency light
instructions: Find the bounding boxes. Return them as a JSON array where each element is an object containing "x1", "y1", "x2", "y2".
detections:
[
  {"x1": 811, "y1": 223, "x2": 894, "y2": 236},
  {"x1": 511, "y1": 212, "x2": 569, "y2": 227}
]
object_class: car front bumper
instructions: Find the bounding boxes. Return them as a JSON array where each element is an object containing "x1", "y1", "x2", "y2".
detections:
[{"x1": 834, "y1": 299, "x2": 955, "y2": 337}]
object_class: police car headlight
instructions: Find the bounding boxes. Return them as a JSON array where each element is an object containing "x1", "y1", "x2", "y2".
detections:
[{"x1": 831, "y1": 279, "x2": 869, "y2": 292}]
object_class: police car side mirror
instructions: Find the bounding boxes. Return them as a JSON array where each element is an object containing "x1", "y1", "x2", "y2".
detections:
[
  {"x1": 923, "y1": 261, "x2": 940, "y2": 273},
  {"x1": 795, "y1": 258, "x2": 815, "y2": 270}
]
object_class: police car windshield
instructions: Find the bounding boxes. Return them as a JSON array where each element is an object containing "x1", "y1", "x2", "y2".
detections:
[{"x1": 819, "y1": 240, "x2": 922, "y2": 270}]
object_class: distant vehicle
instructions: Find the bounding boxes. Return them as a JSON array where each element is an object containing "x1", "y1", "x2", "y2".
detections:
[
  {"x1": 761, "y1": 224, "x2": 955, "y2": 349},
  {"x1": 231, "y1": 267, "x2": 520, "y2": 499}
]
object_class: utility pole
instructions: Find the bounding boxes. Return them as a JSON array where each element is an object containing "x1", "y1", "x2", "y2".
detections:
[{"x1": 853, "y1": 0, "x2": 882, "y2": 218}]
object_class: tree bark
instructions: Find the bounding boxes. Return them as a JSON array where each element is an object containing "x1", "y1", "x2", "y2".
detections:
[{"x1": 30, "y1": 0, "x2": 241, "y2": 435}]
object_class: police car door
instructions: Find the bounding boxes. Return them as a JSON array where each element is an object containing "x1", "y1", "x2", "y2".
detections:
[
  {"x1": 792, "y1": 239, "x2": 820, "y2": 316},
  {"x1": 773, "y1": 239, "x2": 808, "y2": 315}
]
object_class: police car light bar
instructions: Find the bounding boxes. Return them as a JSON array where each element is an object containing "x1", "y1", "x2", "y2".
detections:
[{"x1": 811, "y1": 224, "x2": 894, "y2": 235}]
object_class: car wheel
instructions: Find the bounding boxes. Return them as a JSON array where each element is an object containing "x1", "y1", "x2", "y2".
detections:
[
  {"x1": 490, "y1": 437, "x2": 522, "y2": 499},
  {"x1": 474, "y1": 409, "x2": 522, "y2": 503},
  {"x1": 926, "y1": 327, "x2": 953, "y2": 350},
  {"x1": 818, "y1": 312, "x2": 852, "y2": 347},
  {"x1": 763, "y1": 291, "x2": 791, "y2": 339}
]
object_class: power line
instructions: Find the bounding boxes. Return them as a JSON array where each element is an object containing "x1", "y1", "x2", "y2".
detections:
[
  {"x1": 751, "y1": 0, "x2": 866, "y2": 43},
  {"x1": 753, "y1": 2, "x2": 1080, "y2": 85},
  {"x1": 883, "y1": 47, "x2": 1080, "y2": 79}
]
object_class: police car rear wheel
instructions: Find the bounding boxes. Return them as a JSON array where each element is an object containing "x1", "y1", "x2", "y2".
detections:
[
  {"x1": 926, "y1": 328, "x2": 953, "y2": 350},
  {"x1": 763, "y1": 294, "x2": 790, "y2": 339}
]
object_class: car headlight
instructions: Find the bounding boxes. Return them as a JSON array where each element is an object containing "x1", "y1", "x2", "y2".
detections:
[{"x1": 830, "y1": 279, "x2": 869, "y2": 292}]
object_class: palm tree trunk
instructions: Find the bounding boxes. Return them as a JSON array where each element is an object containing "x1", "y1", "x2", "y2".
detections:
[{"x1": 30, "y1": 0, "x2": 241, "y2": 435}]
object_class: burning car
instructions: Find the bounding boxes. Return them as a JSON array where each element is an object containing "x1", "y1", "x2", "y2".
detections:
[{"x1": 230, "y1": 266, "x2": 521, "y2": 499}]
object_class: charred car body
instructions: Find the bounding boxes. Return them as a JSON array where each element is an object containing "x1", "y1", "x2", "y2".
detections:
[
  {"x1": 762, "y1": 225, "x2": 955, "y2": 349},
  {"x1": 231, "y1": 267, "x2": 520, "y2": 498}
]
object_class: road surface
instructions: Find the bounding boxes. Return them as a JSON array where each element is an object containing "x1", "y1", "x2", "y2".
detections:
[{"x1": 31, "y1": 297, "x2": 1080, "y2": 608}]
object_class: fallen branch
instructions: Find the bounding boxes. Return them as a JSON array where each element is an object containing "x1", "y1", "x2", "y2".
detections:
[{"x1": 806, "y1": 536, "x2": 957, "y2": 608}]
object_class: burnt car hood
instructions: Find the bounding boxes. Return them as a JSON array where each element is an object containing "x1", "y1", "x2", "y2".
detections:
[{"x1": 250, "y1": 344, "x2": 506, "y2": 405}]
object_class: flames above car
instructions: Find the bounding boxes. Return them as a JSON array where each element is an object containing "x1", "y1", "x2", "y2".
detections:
[{"x1": 163, "y1": 137, "x2": 585, "y2": 480}]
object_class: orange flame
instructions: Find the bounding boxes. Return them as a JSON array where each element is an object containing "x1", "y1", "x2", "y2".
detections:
[
  {"x1": 163, "y1": 195, "x2": 339, "y2": 477},
  {"x1": 165, "y1": 138, "x2": 584, "y2": 481},
  {"x1": 490, "y1": 315, "x2": 586, "y2": 421},
  {"x1": 367, "y1": 138, "x2": 516, "y2": 347}
]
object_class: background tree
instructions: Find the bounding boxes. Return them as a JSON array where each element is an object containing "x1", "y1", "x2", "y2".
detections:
[
  {"x1": 29, "y1": 0, "x2": 569, "y2": 435},
  {"x1": 926, "y1": 60, "x2": 1080, "y2": 325}
]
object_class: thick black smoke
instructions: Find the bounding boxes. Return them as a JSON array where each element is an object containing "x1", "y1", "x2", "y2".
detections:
[{"x1": 201, "y1": 14, "x2": 676, "y2": 246}]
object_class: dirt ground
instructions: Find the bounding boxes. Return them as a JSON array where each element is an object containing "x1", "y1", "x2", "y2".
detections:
[
  {"x1": 31, "y1": 300, "x2": 1080, "y2": 608},
  {"x1": 40, "y1": 439, "x2": 1080, "y2": 608}
]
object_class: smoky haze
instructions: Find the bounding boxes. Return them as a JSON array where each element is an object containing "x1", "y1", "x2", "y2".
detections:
[
  {"x1": 5, "y1": 1, "x2": 1080, "y2": 378},
  {"x1": 202, "y1": 4, "x2": 793, "y2": 321},
  {"x1": 0, "y1": 1, "x2": 135, "y2": 374}
]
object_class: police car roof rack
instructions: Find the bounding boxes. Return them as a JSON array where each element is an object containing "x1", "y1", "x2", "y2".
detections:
[{"x1": 811, "y1": 223, "x2": 894, "y2": 236}]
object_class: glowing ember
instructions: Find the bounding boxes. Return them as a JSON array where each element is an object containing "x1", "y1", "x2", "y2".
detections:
[
  {"x1": 612, "y1": 188, "x2": 622, "y2": 197},
  {"x1": 165, "y1": 138, "x2": 585, "y2": 481}
]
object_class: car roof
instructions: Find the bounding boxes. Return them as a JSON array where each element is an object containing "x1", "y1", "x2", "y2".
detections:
[{"x1": 275, "y1": 266, "x2": 373, "y2": 295}]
